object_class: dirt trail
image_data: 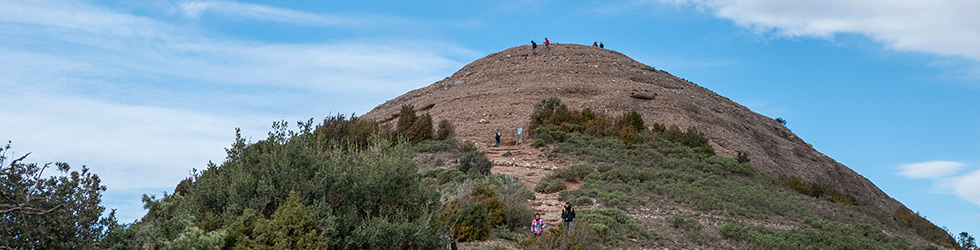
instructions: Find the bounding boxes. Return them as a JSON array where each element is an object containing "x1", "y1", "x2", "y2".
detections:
[{"x1": 476, "y1": 139, "x2": 576, "y2": 226}]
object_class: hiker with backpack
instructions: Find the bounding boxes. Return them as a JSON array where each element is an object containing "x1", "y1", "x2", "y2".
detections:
[
  {"x1": 531, "y1": 213, "x2": 546, "y2": 236},
  {"x1": 531, "y1": 40, "x2": 537, "y2": 55},
  {"x1": 494, "y1": 130, "x2": 501, "y2": 147},
  {"x1": 561, "y1": 202, "x2": 576, "y2": 228}
]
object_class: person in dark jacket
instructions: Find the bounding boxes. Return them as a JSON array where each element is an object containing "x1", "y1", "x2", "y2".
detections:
[
  {"x1": 531, "y1": 40, "x2": 537, "y2": 55},
  {"x1": 561, "y1": 202, "x2": 575, "y2": 228},
  {"x1": 599, "y1": 42, "x2": 604, "y2": 49}
]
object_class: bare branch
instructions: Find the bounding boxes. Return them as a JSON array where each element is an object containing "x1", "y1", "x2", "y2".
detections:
[{"x1": 0, "y1": 203, "x2": 63, "y2": 215}]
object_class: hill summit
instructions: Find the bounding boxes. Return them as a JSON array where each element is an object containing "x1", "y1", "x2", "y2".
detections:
[{"x1": 362, "y1": 43, "x2": 902, "y2": 213}]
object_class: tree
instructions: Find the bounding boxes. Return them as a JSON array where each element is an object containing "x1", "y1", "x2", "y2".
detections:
[
  {"x1": 960, "y1": 232, "x2": 977, "y2": 250},
  {"x1": 775, "y1": 117, "x2": 787, "y2": 126},
  {"x1": 0, "y1": 141, "x2": 118, "y2": 249}
]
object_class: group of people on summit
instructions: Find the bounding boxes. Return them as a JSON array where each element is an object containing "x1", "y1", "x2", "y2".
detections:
[
  {"x1": 530, "y1": 37, "x2": 550, "y2": 55},
  {"x1": 530, "y1": 38, "x2": 604, "y2": 55}
]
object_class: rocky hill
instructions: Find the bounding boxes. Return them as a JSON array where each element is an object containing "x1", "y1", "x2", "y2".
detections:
[{"x1": 362, "y1": 43, "x2": 904, "y2": 215}]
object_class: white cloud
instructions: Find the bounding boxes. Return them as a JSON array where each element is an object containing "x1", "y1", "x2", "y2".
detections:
[
  {"x1": 178, "y1": 0, "x2": 358, "y2": 26},
  {"x1": 656, "y1": 0, "x2": 980, "y2": 62},
  {"x1": 951, "y1": 169, "x2": 980, "y2": 207},
  {"x1": 0, "y1": 0, "x2": 477, "y2": 222},
  {"x1": 898, "y1": 161, "x2": 965, "y2": 179}
]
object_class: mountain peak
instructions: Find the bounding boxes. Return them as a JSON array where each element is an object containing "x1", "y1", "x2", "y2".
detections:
[{"x1": 362, "y1": 44, "x2": 902, "y2": 213}]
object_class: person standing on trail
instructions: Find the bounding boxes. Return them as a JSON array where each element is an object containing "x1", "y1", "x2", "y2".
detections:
[
  {"x1": 561, "y1": 202, "x2": 576, "y2": 229},
  {"x1": 544, "y1": 38, "x2": 551, "y2": 52},
  {"x1": 599, "y1": 42, "x2": 604, "y2": 49},
  {"x1": 494, "y1": 130, "x2": 501, "y2": 147},
  {"x1": 531, "y1": 40, "x2": 537, "y2": 55},
  {"x1": 531, "y1": 213, "x2": 546, "y2": 236},
  {"x1": 593, "y1": 41, "x2": 598, "y2": 47}
]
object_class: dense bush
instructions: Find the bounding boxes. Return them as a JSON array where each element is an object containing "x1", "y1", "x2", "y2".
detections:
[
  {"x1": 436, "y1": 119, "x2": 456, "y2": 140},
  {"x1": 534, "y1": 178, "x2": 565, "y2": 194},
  {"x1": 314, "y1": 115, "x2": 379, "y2": 148},
  {"x1": 439, "y1": 182, "x2": 506, "y2": 242},
  {"x1": 111, "y1": 118, "x2": 444, "y2": 249},
  {"x1": 395, "y1": 105, "x2": 435, "y2": 144},
  {"x1": 577, "y1": 208, "x2": 653, "y2": 244},
  {"x1": 458, "y1": 150, "x2": 492, "y2": 175}
]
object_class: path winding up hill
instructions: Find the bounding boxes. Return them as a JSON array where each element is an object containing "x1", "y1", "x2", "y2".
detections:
[{"x1": 362, "y1": 44, "x2": 905, "y2": 218}]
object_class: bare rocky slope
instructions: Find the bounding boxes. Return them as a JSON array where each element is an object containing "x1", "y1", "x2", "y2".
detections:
[{"x1": 362, "y1": 44, "x2": 904, "y2": 215}]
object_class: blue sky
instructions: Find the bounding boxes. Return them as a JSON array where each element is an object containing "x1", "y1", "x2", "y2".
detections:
[{"x1": 1, "y1": 0, "x2": 978, "y2": 236}]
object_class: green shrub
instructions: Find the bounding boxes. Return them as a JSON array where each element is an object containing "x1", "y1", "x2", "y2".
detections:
[
  {"x1": 780, "y1": 176, "x2": 859, "y2": 206},
  {"x1": 736, "y1": 151, "x2": 751, "y2": 163},
  {"x1": 440, "y1": 182, "x2": 506, "y2": 242},
  {"x1": 395, "y1": 105, "x2": 435, "y2": 144},
  {"x1": 569, "y1": 196, "x2": 593, "y2": 206},
  {"x1": 422, "y1": 168, "x2": 466, "y2": 186},
  {"x1": 458, "y1": 150, "x2": 492, "y2": 175},
  {"x1": 493, "y1": 225, "x2": 526, "y2": 242},
  {"x1": 577, "y1": 208, "x2": 650, "y2": 244},
  {"x1": 553, "y1": 164, "x2": 594, "y2": 182},
  {"x1": 534, "y1": 178, "x2": 565, "y2": 194},
  {"x1": 436, "y1": 119, "x2": 455, "y2": 140}
]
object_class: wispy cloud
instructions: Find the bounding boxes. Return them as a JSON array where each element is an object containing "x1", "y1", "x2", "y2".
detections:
[
  {"x1": 0, "y1": 0, "x2": 476, "y2": 222},
  {"x1": 654, "y1": 0, "x2": 980, "y2": 58},
  {"x1": 951, "y1": 169, "x2": 980, "y2": 207},
  {"x1": 648, "y1": 0, "x2": 980, "y2": 85},
  {"x1": 178, "y1": 0, "x2": 361, "y2": 26},
  {"x1": 896, "y1": 161, "x2": 980, "y2": 208},
  {"x1": 898, "y1": 161, "x2": 965, "y2": 179}
]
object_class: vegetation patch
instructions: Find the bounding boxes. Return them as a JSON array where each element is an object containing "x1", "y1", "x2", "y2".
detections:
[
  {"x1": 720, "y1": 218, "x2": 917, "y2": 250},
  {"x1": 781, "y1": 175, "x2": 859, "y2": 206}
]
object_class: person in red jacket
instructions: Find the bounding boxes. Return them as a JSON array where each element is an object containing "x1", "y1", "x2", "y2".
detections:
[{"x1": 544, "y1": 38, "x2": 551, "y2": 52}]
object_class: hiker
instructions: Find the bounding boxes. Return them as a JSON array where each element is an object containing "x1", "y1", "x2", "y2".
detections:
[
  {"x1": 561, "y1": 202, "x2": 576, "y2": 228},
  {"x1": 593, "y1": 41, "x2": 598, "y2": 47},
  {"x1": 442, "y1": 226, "x2": 458, "y2": 250},
  {"x1": 516, "y1": 127, "x2": 523, "y2": 145},
  {"x1": 531, "y1": 40, "x2": 537, "y2": 55},
  {"x1": 544, "y1": 38, "x2": 551, "y2": 51},
  {"x1": 531, "y1": 213, "x2": 546, "y2": 236},
  {"x1": 494, "y1": 130, "x2": 501, "y2": 147},
  {"x1": 599, "y1": 42, "x2": 604, "y2": 49}
]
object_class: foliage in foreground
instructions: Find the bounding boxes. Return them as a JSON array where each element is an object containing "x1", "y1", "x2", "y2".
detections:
[
  {"x1": 110, "y1": 118, "x2": 444, "y2": 249},
  {"x1": 1, "y1": 142, "x2": 118, "y2": 249}
]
